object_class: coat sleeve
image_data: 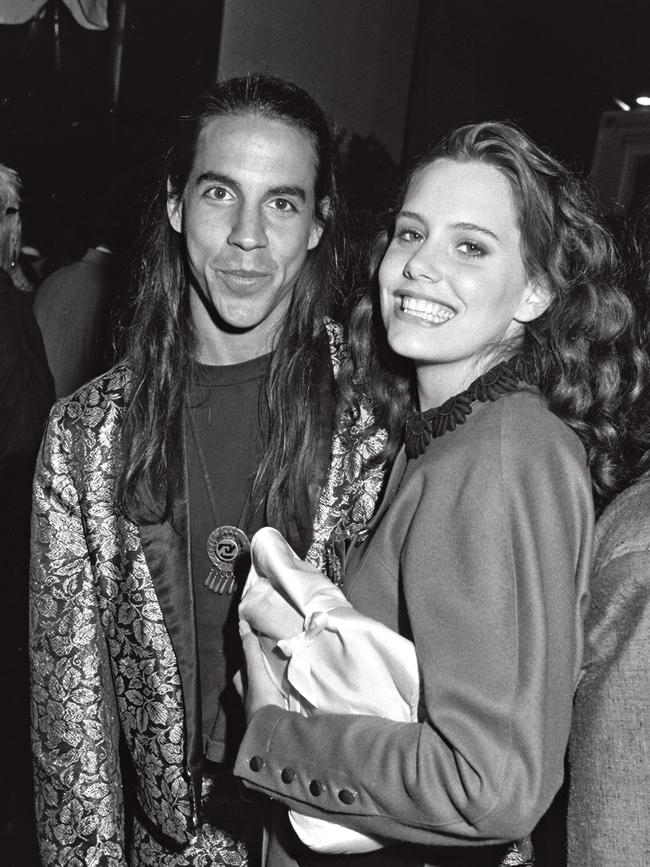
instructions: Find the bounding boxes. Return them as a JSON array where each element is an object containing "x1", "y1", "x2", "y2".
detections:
[
  {"x1": 567, "y1": 548, "x2": 650, "y2": 865},
  {"x1": 30, "y1": 406, "x2": 127, "y2": 866},
  {"x1": 234, "y1": 402, "x2": 594, "y2": 848}
]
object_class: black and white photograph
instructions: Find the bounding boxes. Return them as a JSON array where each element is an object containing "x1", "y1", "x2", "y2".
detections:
[{"x1": 1, "y1": 2, "x2": 648, "y2": 865}]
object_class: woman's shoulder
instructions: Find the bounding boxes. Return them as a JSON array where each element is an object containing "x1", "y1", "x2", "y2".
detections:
[
  {"x1": 466, "y1": 388, "x2": 586, "y2": 462},
  {"x1": 411, "y1": 389, "x2": 589, "y2": 506}
]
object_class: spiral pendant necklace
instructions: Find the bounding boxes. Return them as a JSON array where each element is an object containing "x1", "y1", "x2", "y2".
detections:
[{"x1": 187, "y1": 408, "x2": 253, "y2": 594}]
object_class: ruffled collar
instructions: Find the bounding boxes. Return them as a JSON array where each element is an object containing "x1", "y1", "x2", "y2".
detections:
[{"x1": 404, "y1": 355, "x2": 535, "y2": 460}]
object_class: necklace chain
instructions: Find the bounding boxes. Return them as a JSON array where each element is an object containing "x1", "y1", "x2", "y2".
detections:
[{"x1": 186, "y1": 405, "x2": 253, "y2": 594}]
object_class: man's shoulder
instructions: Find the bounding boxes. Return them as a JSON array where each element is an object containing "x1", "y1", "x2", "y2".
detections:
[
  {"x1": 324, "y1": 318, "x2": 347, "y2": 371},
  {"x1": 50, "y1": 364, "x2": 133, "y2": 433}
]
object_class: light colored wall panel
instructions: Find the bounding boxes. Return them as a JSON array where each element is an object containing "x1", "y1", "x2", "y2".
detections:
[{"x1": 217, "y1": 0, "x2": 419, "y2": 162}]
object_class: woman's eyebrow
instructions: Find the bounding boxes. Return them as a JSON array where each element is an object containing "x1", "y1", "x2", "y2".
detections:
[
  {"x1": 451, "y1": 221, "x2": 500, "y2": 242},
  {"x1": 396, "y1": 209, "x2": 423, "y2": 222},
  {"x1": 395, "y1": 213, "x2": 501, "y2": 243}
]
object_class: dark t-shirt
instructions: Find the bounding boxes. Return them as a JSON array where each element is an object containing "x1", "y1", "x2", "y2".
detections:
[{"x1": 186, "y1": 353, "x2": 271, "y2": 765}]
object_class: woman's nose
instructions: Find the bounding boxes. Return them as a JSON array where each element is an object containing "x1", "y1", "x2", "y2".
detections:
[{"x1": 403, "y1": 243, "x2": 443, "y2": 282}]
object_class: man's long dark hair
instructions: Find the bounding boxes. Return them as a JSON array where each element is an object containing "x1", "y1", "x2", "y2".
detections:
[{"x1": 117, "y1": 75, "x2": 345, "y2": 549}]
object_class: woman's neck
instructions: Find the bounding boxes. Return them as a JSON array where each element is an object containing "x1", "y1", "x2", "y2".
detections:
[
  {"x1": 415, "y1": 348, "x2": 521, "y2": 412},
  {"x1": 415, "y1": 358, "x2": 484, "y2": 412}
]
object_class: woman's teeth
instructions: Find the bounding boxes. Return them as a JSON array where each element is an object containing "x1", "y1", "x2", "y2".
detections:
[{"x1": 401, "y1": 296, "x2": 455, "y2": 323}]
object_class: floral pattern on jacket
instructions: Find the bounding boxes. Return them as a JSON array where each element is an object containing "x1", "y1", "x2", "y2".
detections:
[{"x1": 30, "y1": 322, "x2": 386, "y2": 866}]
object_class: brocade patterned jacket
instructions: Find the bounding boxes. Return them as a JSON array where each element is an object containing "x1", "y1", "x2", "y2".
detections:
[{"x1": 30, "y1": 322, "x2": 386, "y2": 866}]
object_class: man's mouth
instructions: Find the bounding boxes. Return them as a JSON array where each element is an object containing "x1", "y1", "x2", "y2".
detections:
[
  {"x1": 217, "y1": 268, "x2": 272, "y2": 288},
  {"x1": 220, "y1": 268, "x2": 271, "y2": 278},
  {"x1": 400, "y1": 296, "x2": 455, "y2": 323}
]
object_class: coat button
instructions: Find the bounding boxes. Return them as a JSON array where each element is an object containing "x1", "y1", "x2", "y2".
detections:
[
  {"x1": 281, "y1": 767, "x2": 296, "y2": 783},
  {"x1": 249, "y1": 756, "x2": 265, "y2": 772},
  {"x1": 338, "y1": 789, "x2": 355, "y2": 805},
  {"x1": 309, "y1": 779, "x2": 323, "y2": 796}
]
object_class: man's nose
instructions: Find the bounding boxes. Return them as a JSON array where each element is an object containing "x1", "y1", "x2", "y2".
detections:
[{"x1": 227, "y1": 204, "x2": 268, "y2": 251}]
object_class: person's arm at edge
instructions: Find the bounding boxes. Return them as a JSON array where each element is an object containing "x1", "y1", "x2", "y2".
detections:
[
  {"x1": 567, "y1": 546, "x2": 650, "y2": 865},
  {"x1": 30, "y1": 405, "x2": 127, "y2": 865}
]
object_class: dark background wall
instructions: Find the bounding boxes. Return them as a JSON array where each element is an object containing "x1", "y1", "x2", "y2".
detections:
[
  {"x1": 0, "y1": 0, "x2": 225, "y2": 263},
  {"x1": 404, "y1": 0, "x2": 650, "y2": 171},
  {"x1": 1, "y1": 0, "x2": 650, "y2": 261},
  {"x1": 217, "y1": 0, "x2": 419, "y2": 163}
]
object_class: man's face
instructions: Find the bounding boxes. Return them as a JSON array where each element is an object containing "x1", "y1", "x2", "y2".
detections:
[{"x1": 168, "y1": 113, "x2": 324, "y2": 360}]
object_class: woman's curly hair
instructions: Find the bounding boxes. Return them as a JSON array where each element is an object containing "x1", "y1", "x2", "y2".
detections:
[
  {"x1": 341, "y1": 121, "x2": 648, "y2": 510},
  {"x1": 615, "y1": 197, "x2": 650, "y2": 485}
]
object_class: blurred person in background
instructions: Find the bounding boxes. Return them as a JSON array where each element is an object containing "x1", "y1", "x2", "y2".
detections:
[
  {"x1": 33, "y1": 177, "x2": 137, "y2": 398},
  {"x1": 0, "y1": 162, "x2": 35, "y2": 293},
  {"x1": 566, "y1": 201, "x2": 650, "y2": 867},
  {"x1": 0, "y1": 163, "x2": 23, "y2": 282},
  {"x1": 0, "y1": 162, "x2": 54, "y2": 865}
]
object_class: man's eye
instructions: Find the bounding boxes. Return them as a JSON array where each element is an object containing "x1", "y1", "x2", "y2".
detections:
[
  {"x1": 457, "y1": 240, "x2": 485, "y2": 257},
  {"x1": 205, "y1": 187, "x2": 232, "y2": 201},
  {"x1": 270, "y1": 198, "x2": 296, "y2": 212}
]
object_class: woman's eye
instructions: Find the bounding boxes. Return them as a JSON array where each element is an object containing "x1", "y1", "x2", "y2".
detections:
[
  {"x1": 457, "y1": 240, "x2": 485, "y2": 257},
  {"x1": 396, "y1": 228, "x2": 424, "y2": 244}
]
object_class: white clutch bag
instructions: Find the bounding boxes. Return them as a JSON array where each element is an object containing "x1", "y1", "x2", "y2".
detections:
[{"x1": 239, "y1": 527, "x2": 420, "y2": 855}]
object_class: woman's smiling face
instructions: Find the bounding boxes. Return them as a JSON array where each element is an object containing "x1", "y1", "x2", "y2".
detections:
[{"x1": 378, "y1": 158, "x2": 542, "y2": 405}]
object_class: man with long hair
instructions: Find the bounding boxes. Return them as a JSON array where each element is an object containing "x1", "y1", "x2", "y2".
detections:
[{"x1": 30, "y1": 75, "x2": 384, "y2": 865}]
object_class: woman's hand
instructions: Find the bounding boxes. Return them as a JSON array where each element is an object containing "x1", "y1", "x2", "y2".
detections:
[{"x1": 238, "y1": 620, "x2": 285, "y2": 722}]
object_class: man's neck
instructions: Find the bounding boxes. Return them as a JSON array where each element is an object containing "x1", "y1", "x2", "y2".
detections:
[{"x1": 194, "y1": 331, "x2": 272, "y2": 366}]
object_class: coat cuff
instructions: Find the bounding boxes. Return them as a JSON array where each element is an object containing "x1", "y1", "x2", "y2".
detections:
[{"x1": 234, "y1": 706, "x2": 363, "y2": 819}]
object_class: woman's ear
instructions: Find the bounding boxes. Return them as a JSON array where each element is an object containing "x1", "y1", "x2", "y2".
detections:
[{"x1": 514, "y1": 276, "x2": 553, "y2": 324}]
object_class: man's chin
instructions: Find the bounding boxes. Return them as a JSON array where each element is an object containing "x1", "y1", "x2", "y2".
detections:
[{"x1": 213, "y1": 316, "x2": 260, "y2": 335}]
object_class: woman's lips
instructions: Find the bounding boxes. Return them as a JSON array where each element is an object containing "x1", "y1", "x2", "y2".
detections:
[{"x1": 400, "y1": 295, "x2": 455, "y2": 323}]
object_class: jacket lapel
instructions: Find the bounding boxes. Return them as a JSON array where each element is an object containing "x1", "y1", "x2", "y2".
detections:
[
  {"x1": 137, "y1": 416, "x2": 202, "y2": 776},
  {"x1": 364, "y1": 447, "x2": 407, "y2": 533}
]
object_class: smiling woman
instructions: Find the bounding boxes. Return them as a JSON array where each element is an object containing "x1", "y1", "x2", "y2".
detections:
[
  {"x1": 345, "y1": 121, "x2": 644, "y2": 504},
  {"x1": 236, "y1": 121, "x2": 647, "y2": 867},
  {"x1": 378, "y1": 158, "x2": 551, "y2": 409}
]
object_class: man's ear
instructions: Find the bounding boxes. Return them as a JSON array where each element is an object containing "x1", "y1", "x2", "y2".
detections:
[
  {"x1": 514, "y1": 275, "x2": 553, "y2": 324},
  {"x1": 167, "y1": 178, "x2": 183, "y2": 234},
  {"x1": 307, "y1": 196, "x2": 330, "y2": 251}
]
